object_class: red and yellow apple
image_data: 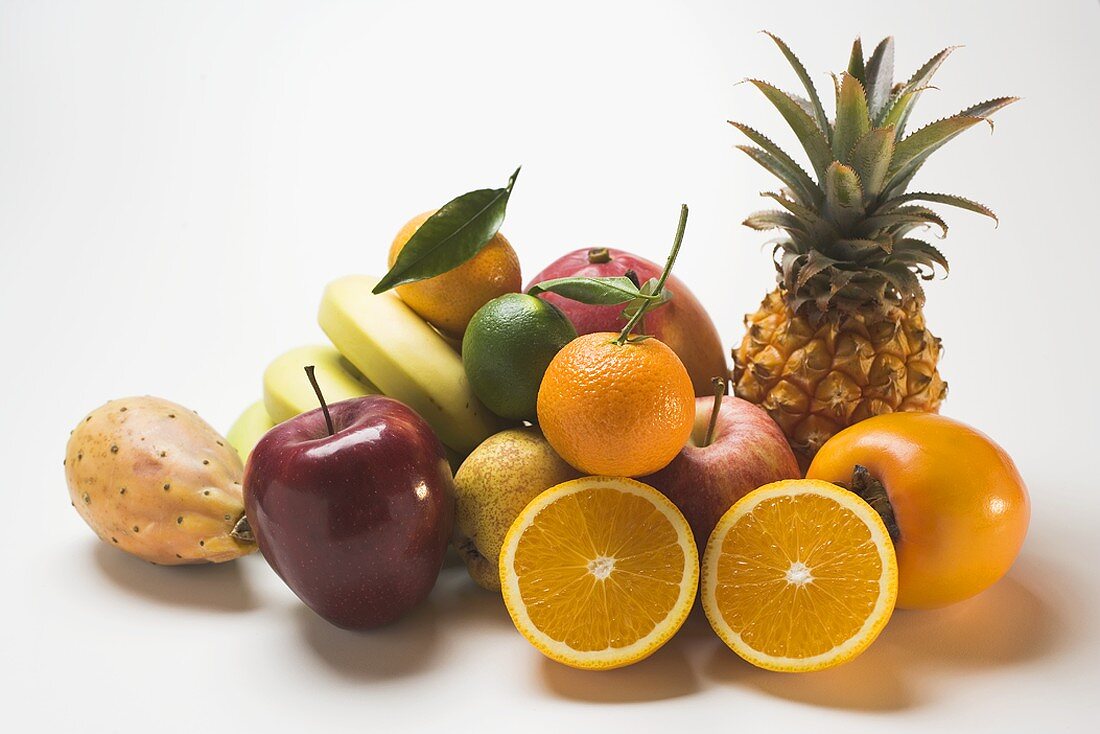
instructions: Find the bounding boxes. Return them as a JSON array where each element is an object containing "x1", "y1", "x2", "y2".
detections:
[{"x1": 643, "y1": 391, "x2": 801, "y2": 549}]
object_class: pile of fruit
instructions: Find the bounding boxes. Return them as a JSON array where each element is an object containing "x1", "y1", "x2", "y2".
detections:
[{"x1": 64, "y1": 35, "x2": 1030, "y2": 674}]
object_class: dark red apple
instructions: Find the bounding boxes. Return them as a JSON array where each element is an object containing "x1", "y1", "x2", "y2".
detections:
[
  {"x1": 526, "y1": 247, "x2": 727, "y2": 395},
  {"x1": 643, "y1": 391, "x2": 801, "y2": 549},
  {"x1": 244, "y1": 395, "x2": 453, "y2": 629}
]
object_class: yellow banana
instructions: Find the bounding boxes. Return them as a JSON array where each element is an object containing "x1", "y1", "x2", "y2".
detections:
[
  {"x1": 226, "y1": 400, "x2": 276, "y2": 462},
  {"x1": 264, "y1": 344, "x2": 380, "y2": 424},
  {"x1": 318, "y1": 275, "x2": 502, "y2": 456}
]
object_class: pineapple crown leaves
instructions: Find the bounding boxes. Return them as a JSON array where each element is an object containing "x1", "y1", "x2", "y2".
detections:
[{"x1": 733, "y1": 32, "x2": 1018, "y2": 322}]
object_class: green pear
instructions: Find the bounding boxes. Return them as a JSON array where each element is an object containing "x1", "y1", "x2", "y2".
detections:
[{"x1": 453, "y1": 427, "x2": 579, "y2": 591}]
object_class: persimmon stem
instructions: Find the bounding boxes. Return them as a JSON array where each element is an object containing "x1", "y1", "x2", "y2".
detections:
[
  {"x1": 304, "y1": 365, "x2": 335, "y2": 437},
  {"x1": 703, "y1": 377, "x2": 726, "y2": 447},
  {"x1": 846, "y1": 465, "x2": 901, "y2": 542},
  {"x1": 615, "y1": 204, "x2": 689, "y2": 345}
]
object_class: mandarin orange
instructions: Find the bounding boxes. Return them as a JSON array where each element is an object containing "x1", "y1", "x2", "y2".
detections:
[
  {"x1": 388, "y1": 210, "x2": 521, "y2": 338},
  {"x1": 536, "y1": 332, "x2": 694, "y2": 477}
]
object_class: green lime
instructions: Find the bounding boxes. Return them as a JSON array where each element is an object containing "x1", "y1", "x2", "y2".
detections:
[{"x1": 462, "y1": 293, "x2": 577, "y2": 421}]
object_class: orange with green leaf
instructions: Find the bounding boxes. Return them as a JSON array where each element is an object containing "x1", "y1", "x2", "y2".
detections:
[{"x1": 534, "y1": 206, "x2": 697, "y2": 478}]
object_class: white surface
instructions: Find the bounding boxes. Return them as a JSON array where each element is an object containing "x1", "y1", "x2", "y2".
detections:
[{"x1": 3, "y1": 0, "x2": 1098, "y2": 731}]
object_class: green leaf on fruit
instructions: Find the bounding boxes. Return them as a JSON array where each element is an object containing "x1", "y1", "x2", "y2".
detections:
[
  {"x1": 372, "y1": 167, "x2": 521, "y2": 294},
  {"x1": 527, "y1": 276, "x2": 651, "y2": 305},
  {"x1": 620, "y1": 277, "x2": 672, "y2": 321}
]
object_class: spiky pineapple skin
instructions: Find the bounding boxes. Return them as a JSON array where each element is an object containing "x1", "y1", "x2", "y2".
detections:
[{"x1": 733, "y1": 289, "x2": 946, "y2": 459}]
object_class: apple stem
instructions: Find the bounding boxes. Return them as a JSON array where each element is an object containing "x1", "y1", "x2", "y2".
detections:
[
  {"x1": 304, "y1": 365, "x2": 335, "y2": 437},
  {"x1": 615, "y1": 204, "x2": 688, "y2": 345},
  {"x1": 703, "y1": 376, "x2": 726, "y2": 448}
]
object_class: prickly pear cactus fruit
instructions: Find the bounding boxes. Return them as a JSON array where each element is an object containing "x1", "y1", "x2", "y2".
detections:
[{"x1": 64, "y1": 396, "x2": 255, "y2": 565}]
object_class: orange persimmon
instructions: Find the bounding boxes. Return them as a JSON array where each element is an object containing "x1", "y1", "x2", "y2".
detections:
[{"x1": 807, "y1": 413, "x2": 1030, "y2": 609}]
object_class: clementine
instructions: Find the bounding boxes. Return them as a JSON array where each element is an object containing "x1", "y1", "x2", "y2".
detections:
[
  {"x1": 389, "y1": 210, "x2": 521, "y2": 338},
  {"x1": 536, "y1": 332, "x2": 694, "y2": 477}
]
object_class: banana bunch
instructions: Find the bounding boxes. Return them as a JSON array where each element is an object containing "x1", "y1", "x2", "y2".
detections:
[{"x1": 227, "y1": 276, "x2": 501, "y2": 466}]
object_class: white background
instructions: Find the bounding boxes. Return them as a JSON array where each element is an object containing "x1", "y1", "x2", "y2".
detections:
[{"x1": 2, "y1": 1, "x2": 1098, "y2": 731}]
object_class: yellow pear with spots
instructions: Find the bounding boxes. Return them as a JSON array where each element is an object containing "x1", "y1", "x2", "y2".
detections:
[{"x1": 453, "y1": 427, "x2": 578, "y2": 590}]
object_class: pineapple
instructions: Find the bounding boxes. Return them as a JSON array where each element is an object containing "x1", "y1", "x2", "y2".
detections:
[{"x1": 731, "y1": 34, "x2": 1016, "y2": 460}]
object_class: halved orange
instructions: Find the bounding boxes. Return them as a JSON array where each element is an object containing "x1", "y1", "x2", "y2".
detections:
[
  {"x1": 499, "y1": 476, "x2": 698, "y2": 670},
  {"x1": 701, "y1": 479, "x2": 898, "y2": 672}
]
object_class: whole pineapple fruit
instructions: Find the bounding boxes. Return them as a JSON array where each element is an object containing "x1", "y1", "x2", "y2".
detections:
[{"x1": 731, "y1": 34, "x2": 1015, "y2": 460}]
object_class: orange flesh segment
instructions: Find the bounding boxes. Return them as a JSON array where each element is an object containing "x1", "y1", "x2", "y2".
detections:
[
  {"x1": 512, "y1": 488, "x2": 687, "y2": 652},
  {"x1": 713, "y1": 493, "x2": 885, "y2": 659}
]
